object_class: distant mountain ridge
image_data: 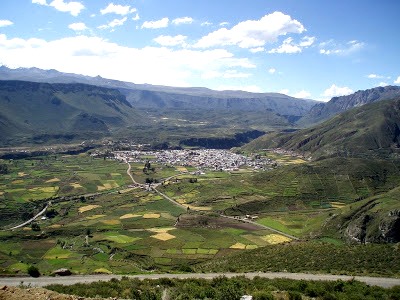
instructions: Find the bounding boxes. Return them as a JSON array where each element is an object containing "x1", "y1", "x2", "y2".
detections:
[
  {"x1": 0, "y1": 66, "x2": 317, "y2": 118},
  {"x1": 299, "y1": 85, "x2": 400, "y2": 125}
]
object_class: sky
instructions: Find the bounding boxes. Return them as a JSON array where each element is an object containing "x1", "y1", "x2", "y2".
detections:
[{"x1": 0, "y1": 0, "x2": 399, "y2": 101}]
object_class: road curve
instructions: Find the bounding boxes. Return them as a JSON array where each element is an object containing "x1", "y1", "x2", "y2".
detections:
[
  {"x1": 1, "y1": 272, "x2": 399, "y2": 288},
  {"x1": 2, "y1": 203, "x2": 49, "y2": 231}
]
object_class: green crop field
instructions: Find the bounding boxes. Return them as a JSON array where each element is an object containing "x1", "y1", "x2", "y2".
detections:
[{"x1": 1, "y1": 151, "x2": 400, "y2": 277}]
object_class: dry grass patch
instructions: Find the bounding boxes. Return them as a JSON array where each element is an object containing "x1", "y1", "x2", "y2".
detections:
[
  {"x1": 176, "y1": 166, "x2": 188, "y2": 172},
  {"x1": 148, "y1": 227, "x2": 175, "y2": 233},
  {"x1": 22, "y1": 227, "x2": 31, "y2": 231},
  {"x1": 94, "y1": 268, "x2": 112, "y2": 274},
  {"x1": 12, "y1": 180, "x2": 24, "y2": 184},
  {"x1": 262, "y1": 234, "x2": 292, "y2": 244},
  {"x1": 187, "y1": 204, "x2": 211, "y2": 211},
  {"x1": 0, "y1": 192, "x2": 4, "y2": 196},
  {"x1": 101, "y1": 219, "x2": 121, "y2": 225},
  {"x1": 46, "y1": 178, "x2": 60, "y2": 183},
  {"x1": 151, "y1": 232, "x2": 176, "y2": 241},
  {"x1": 143, "y1": 213, "x2": 160, "y2": 219},
  {"x1": 110, "y1": 173, "x2": 121, "y2": 176},
  {"x1": 120, "y1": 213, "x2": 141, "y2": 219},
  {"x1": 230, "y1": 243, "x2": 247, "y2": 249},
  {"x1": 331, "y1": 201, "x2": 346, "y2": 208},
  {"x1": 71, "y1": 183, "x2": 83, "y2": 188},
  {"x1": 48, "y1": 224, "x2": 62, "y2": 228},
  {"x1": 18, "y1": 172, "x2": 27, "y2": 177},
  {"x1": 79, "y1": 205, "x2": 101, "y2": 213}
]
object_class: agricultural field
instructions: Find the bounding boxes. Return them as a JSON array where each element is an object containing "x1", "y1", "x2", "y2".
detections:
[
  {"x1": 0, "y1": 152, "x2": 293, "y2": 276},
  {"x1": 1, "y1": 151, "x2": 400, "y2": 277}
]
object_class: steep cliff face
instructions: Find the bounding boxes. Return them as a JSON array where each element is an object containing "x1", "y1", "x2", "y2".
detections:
[{"x1": 325, "y1": 189, "x2": 400, "y2": 244}]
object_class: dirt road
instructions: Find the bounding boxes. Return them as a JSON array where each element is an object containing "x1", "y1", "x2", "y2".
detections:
[{"x1": 1, "y1": 272, "x2": 399, "y2": 288}]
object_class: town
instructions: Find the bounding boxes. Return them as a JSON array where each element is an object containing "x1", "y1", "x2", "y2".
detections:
[{"x1": 111, "y1": 149, "x2": 276, "y2": 172}]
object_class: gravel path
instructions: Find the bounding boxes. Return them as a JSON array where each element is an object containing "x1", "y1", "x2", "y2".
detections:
[{"x1": 1, "y1": 272, "x2": 399, "y2": 288}]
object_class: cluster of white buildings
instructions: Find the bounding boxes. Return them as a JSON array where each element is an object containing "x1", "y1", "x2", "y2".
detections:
[{"x1": 113, "y1": 149, "x2": 275, "y2": 171}]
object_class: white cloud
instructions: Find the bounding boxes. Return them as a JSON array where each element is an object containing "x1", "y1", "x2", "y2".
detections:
[
  {"x1": 172, "y1": 17, "x2": 193, "y2": 25},
  {"x1": 216, "y1": 85, "x2": 262, "y2": 93},
  {"x1": 378, "y1": 82, "x2": 388, "y2": 87},
  {"x1": 132, "y1": 13, "x2": 140, "y2": 21},
  {"x1": 100, "y1": 3, "x2": 136, "y2": 15},
  {"x1": 141, "y1": 17, "x2": 169, "y2": 29},
  {"x1": 98, "y1": 17, "x2": 127, "y2": 30},
  {"x1": 279, "y1": 89, "x2": 289, "y2": 95},
  {"x1": 0, "y1": 20, "x2": 13, "y2": 27},
  {"x1": 293, "y1": 90, "x2": 311, "y2": 98},
  {"x1": 367, "y1": 73, "x2": 384, "y2": 79},
  {"x1": 219, "y1": 22, "x2": 229, "y2": 27},
  {"x1": 201, "y1": 21, "x2": 212, "y2": 26},
  {"x1": 153, "y1": 35, "x2": 187, "y2": 47},
  {"x1": 68, "y1": 22, "x2": 87, "y2": 31},
  {"x1": 195, "y1": 12, "x2": 305, "y2": 49},
  {"x1": 322, "y1": 84, "x2": 353, "y2": 98},
  {"x1": 0, "y1": 34, "x2": 256, "y2": 88},
  {"x1": 320, "y1": 40, "x2": 364, "y2": 56},
  {"x1": 32, "y1": 0, "x2": 47, "y2": 4},
  {"x1": 394, "y1": 76, "x2": 400, "y2": 84},
  {"x1": 201, "y1": 70, "x2": 251, "y2": 79},
  {"x1": 268, "y1": 36, "x2": 315, "y2": 54},
  {"x1": 249, "y1": 47, "x2": 264, "y2": 53},
  {"x1": 268, "y1": 68, "x2": 276, "y2": 74},
  {"x1": 268, "y1": 37, "x2": 301, "y2": 54},
  {"x1": 32, "y1": 0, "x2": 84, "y2": 16},
  {"x1": 299, "y1": 36, "x2": 316, "y2": 47}
]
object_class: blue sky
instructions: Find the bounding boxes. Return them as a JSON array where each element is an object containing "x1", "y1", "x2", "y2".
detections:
[{"x1": 0, "y1": 0, "x2": 399, "y2": 100}]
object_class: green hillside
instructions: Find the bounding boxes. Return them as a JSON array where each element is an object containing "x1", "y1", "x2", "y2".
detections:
[
  {"x1": 0, "y1": 80, "x2": 140, "y2": 146},
  {"x1": 242, "y1": 97, "x2": 400, "y2": 159}
]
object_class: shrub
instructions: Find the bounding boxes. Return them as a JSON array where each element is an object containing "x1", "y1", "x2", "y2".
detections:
[{"x1": 27, "y1": 265, "x2": 40, "y2": 278}]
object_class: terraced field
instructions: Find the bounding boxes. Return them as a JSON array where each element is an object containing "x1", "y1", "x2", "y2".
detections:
[{"x1": 1, "y1": 152, "x2": 400, "y2": 276}]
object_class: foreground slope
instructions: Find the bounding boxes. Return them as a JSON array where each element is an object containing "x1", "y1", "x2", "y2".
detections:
[
  {"x1": 243, "y1": 97, "x2": 400, "y2": 159},
  {"x1": 0, "y1": 80, "x2": 139, "y2": 145}
]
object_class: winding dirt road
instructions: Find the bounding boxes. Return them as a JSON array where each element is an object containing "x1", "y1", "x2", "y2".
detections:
[{"x1": 0, "y1": 272, "x2": 399, "y2": 288}]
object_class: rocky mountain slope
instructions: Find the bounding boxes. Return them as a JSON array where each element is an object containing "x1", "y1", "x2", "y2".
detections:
[
  {"x1": 299, "y1": 85, "x2": 400, "y2": 125},
  {"x1": 243, "y1": 97, "x2": 400, "y2": 159}
]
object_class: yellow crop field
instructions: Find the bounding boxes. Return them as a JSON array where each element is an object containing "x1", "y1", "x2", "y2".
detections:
[
  {"x1": 86, "y1": 214, "x2": 106, "y2": 220},
  {"x1": 120, "y1": 213, "x2": 141, "y2": 219},
  {"x1": 151, "y1": 232, "x2": 176, "y2": 241},
  {"x1": 101, "y1": 219, "x2": 121, "y2": 225},
  {"x1": 143, "y1": 213, "x2": 160, "y2": 219},
  {"x1": 176, "y1": 166, "x2": 188, "y2": 172},
  {"x1": 79, "y1": 205, "x2": 101, "y2": 213},
  {"x1": 230, "y1": 242, "x2": 247, "y2": 249},
  {"x1": 262, "y1": 234, "x2": 292, "y2": 244},
  {"x1": 46, "y1": 178, "x2": 60, "y2": 183}
]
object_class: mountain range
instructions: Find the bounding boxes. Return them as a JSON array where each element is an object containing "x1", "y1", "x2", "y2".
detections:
[{"x1": 1, "y1": 66, "x2": 400, "y2": 150}]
